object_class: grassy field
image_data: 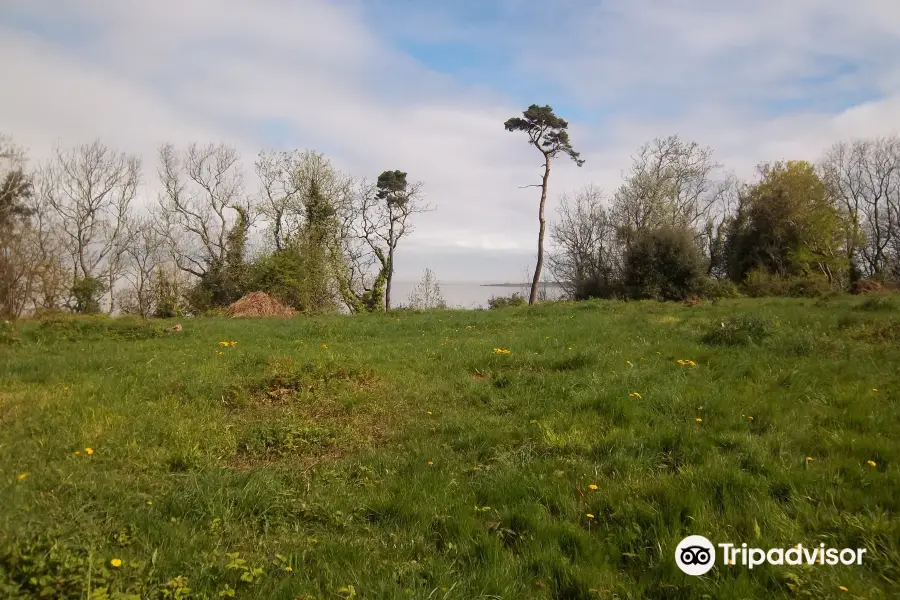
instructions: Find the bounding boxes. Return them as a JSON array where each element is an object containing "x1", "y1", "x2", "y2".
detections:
[{"x1": 1, "y1": 296, "x2": 899, "y2": 599}]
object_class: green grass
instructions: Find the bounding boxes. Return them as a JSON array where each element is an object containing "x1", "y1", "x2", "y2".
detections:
[{"x1": 1, "y1": 297, "x2": 899, "y2": 599}]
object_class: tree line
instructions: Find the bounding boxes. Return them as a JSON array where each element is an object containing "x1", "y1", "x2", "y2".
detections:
[
  {"x1": 503, "y1": 107, "x2": 900, "y2": 302},
  {"x1": 0, "y1": 135, "x2": 429, "y2": 319},
  {"x1": 3, "y1": 105, "x2": 899, "y2": 320}
]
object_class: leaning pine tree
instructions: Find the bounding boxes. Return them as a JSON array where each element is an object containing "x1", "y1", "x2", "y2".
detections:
[{"x1": 504, "y1": 105, "x2": 584, "y2": 305}]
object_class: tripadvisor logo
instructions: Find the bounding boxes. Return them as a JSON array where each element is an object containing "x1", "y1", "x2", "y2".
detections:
[{"x1": 675, "y1": 535, "x2": 867, "y2": 576}]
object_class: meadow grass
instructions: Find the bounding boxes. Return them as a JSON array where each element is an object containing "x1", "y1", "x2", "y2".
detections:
[{"x1": 1, "y1": 297, "x2": 899, "y2": 599}]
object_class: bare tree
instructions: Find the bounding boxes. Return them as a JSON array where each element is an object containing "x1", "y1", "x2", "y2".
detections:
[
  {"x1": 821, "y1": 137, "x2": 900, "y2": 280},
  {"x1": 612, "y1": 135, "x2": 728, "y2": 248},
  {"x1": 255, "y1": 149, "x2": 311, "y2": 251},
  {"x1": 406, "y1": 268, "x2": 446, "y2": 310},
  {"x1": 121, "y1": 216, "x2": 164, "y2": 317},
  {"x1": 0, "y1": 135, "x2": 37, "y2": 318},
  {"x1": 548, "y1": 185, "x2": 620, "y2": 299},
  {"x1": 40, "y1": 140, "x2": 139, "y2": 312},
  {"x1": 157, "y1": 143, "x2": 252, "y2": 279},
  {"x1": 504, "y1": 105, "x2": 585, "y2": 305}
]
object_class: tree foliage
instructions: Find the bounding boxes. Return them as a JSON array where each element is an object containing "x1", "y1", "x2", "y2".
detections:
[
  {"x1": 623, "y1": 225, "x2": 706, "y2": 301},
  {"x1": 725, "y1": 161, "x2": 846, "y2": 285},
  {"x1": 505, "y1": 104, "x2": 584, "y2": 305}
]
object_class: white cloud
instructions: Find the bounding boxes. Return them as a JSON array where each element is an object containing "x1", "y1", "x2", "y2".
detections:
[{"x1": 1, "y1": 0, "x2": 899, "y2": 281}]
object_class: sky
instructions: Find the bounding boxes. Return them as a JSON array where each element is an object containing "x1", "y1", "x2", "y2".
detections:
[{"x1": 2, "y1": 0, "x2": 900, "y2": 282}]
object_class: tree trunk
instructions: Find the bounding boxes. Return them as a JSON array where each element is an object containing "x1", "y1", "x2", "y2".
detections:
[
  {"x1": 530, "y1": 157, "x2": 552, "y2": 305},
  {"x1": 385, "y1": 245, "x2": 395, "y2": 311}
]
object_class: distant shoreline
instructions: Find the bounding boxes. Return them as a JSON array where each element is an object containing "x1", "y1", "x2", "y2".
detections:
[{"x1": 480, "y1": 282, "x2": 566, "y2": 288}]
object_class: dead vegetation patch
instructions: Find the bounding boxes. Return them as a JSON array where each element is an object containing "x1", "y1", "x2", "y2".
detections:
[
  {"x1": 225, "y1": 359, "x2": 393, "y2": 469},
  {"x1": 226, "y1": 292, "x2": 296, "y2": 318}
]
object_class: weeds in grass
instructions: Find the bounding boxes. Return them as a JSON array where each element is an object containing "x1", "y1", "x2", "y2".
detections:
[
  {"x1": 1, "y1": 301, "x2": 899, "y2": 598},
  {"x1": 702, "y1": 314, "x2": 775, "y2": 346},
  {"x1": 856, "y1": 295, "x2": 898, "y2": 312}
]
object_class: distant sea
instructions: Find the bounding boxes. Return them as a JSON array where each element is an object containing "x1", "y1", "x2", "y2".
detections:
[{"x1": 390, "y1": 281, "x2": 566, "y2": 309}]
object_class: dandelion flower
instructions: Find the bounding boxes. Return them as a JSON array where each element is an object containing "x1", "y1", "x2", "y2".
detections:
[
  {"x1": 806, "y1": 456, "x2": 814, "y2": 462},
  {"x1": 747, "y1": 416, "x2": 754, "y2": 421},
  {"x1": 74, "y1": 451, "x2": 81, "y2": 455},
  {"x1": 85, "y1": 447, "x2": 94, "y2": 455},
  {"x1": 426, "y1": 411, "x2": 432, "y2": 415},
  {"x1": 585, "y1": 513, "x2": 595, "y2": 519},
  {"x1": 588, "y1": 484, "x2": 598, "y2": 490},
  {"x1": 321, "y1": 343, "x2": 328, "y2": 349},
  {"x1": 285, "y1": 567, "x2": 293, "y2": 573},
  {"x1": 695, "y1": 418, "x2": 703, "y2": 423},
  {"x1": 867, "y1": 460, "x2": 877, "y2": 468},
  {"x1": 17, "y1": 473, "x2": 27, "y2": 481},
  {"x1": 839, "y1": 586, "x2": 848, "y2": 592},
  {"x1": 147, "y1": 500, "x2": 153, "y2": 505},
  {"x1": 629, "y1": 392, "x2": 642, "y2": 399},
  {"x1": 427, "y1": 460, "x2": 433, "y2": 465},
  {"x1": 110, "y1": 558, "x2": 122, "y2": 568},
  {"x1": 872, "y1": 388, "x2": 878, "y2": 392},
  {"x1": 625, "y1": 360, "x2": 632, "y2": 365},
  {"x1": 493, "y1": 348, "x2": 511, "y2": 355},
  {"x1": 219, "y1": 341, "x2": 229, "y2": 347}
]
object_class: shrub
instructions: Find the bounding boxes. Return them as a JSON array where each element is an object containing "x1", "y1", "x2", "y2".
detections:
[
  {"x1": 702, "y1": 315, "x2": 775, "y2": 346},
  {"x1": 0, "y1": 320, "x2": 19, "y2": 345},
  {"x1": 406, "y1": 268, "x2": 447, "y2": 310},
  {"x1": 34, "y1": 314, "x2": 165, "y2": 342},
  {"x1": 742, "y1": 269, "x2": 832, "y2": 298},
  {"x1": 698, "y1": 277, "x2": 742, "y2": 300},
  {"x1": 852, "y1": 279, "x2": 886, "y2": 295},
  {"x1": 488, "y1": 293, "x2": 526, "y2": 309},
  {"x1": 70, "y1": 276, "x2": 105, "y2": 314},
  {"x1": 623, "y1": 226, "x2": 706, "y2": 301},
  {"x1": 856, "y1": 296, "x2": 897, "y2": 312}
]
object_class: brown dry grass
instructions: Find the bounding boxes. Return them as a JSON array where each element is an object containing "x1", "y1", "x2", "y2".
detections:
[{"x1": 226, "y1": 291, "x2": 296, "y2": 318}]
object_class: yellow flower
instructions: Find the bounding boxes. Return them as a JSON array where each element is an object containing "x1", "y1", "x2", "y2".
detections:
[
  {"x1": 321, "y1": 343, "x2": 328, "y2": 349},
  {"x1": 427, "y1": 460, "x2": 433, "y2": 465},
  {"x1": 229, "y1": 341, "x2": 237, "y2": 347},
  {"x1": 493, "y1": 348, "x2": 511, "y2": 355},
  {"x1": 585, "y1": 513, "x2": 595, "y2": 519},
  {"x1": 629, "y1": 392, "x2": 642, "y2": 399},
  {"x1": 17, "y1": 473, "x2": 27, "y2": 481},
  {"x1": 110, "y1": 558, "x2": 122, "y2": 568},
  {"x1": 806, "y1": 456, "x2": 814, "y2": 462},
  {"x1": 74, "y1": 451, "x2": 81, "y2": 455},
  {"x1": 867, "y1": 460, "x2": 877, "y2": 468},
  {"x1": 219, "y1": 341, "x2": 229, "y2": 347},
  {"x1": 285, "y1": 567, "x2": 293, "y2": 573},
  {"x1": 839, "y1": 586, "x2": 848, "y2": 592},
  {"x1": 747, "y1": 416, "x2": 754, "y2": 421},
  {"x1": 85, "y1": 447, "x2": 94, "y2": 455},
  {"x1": 588, "y1": 484, "x2": 598, "y2": 490},
  {"x1": 567, "y1": 347, "x2": 572, "y2": 350},
  {"x1": 625, "y1": 360, "x2": 632, "y2": 365},
  {"x1": 872, "y1": 388, "x2": 878, "y2": 392},
  {"x1": 147, "y1": 500, "x2": 153, "y2": 505},
  {"x1": 426, "y1": 411, "x2": 433, "y2": 415},
  {"x1": 695, "y1": 418, "x2": 703, "y2": 423}
]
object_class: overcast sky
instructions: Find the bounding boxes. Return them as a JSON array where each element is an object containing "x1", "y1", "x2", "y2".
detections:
[{"x1": 2, "y1": 0, "x2": 900, "y2": 282}]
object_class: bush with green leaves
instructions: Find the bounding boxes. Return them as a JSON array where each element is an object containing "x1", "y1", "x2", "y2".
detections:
[
  {"x1": 622, "y1": 225, "x2": 706, "y2": 301},
  {"x1": 702, "y1": 314, "x2": 775, "y2": 346},
  {"x1": 487, "y1": 293, "x2": 526, "y2": 309},
  {"x1": 70, "y1": 276, "x2": 106, "y2": 314},
  {"x1": 697, "y1": 277, "x2": 742, "y2": 299},
  {"x1": 249, "y1": 245, "x2": 337, "y2": 314},
  {"x1": 742, "y1": 269, "x2": 833, "y2": 298}
]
